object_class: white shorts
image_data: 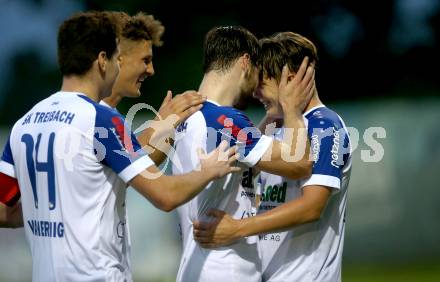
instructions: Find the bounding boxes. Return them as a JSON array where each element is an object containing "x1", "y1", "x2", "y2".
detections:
[{"x1": 177, "y1": 237, "x2": 261, "y2": 282}]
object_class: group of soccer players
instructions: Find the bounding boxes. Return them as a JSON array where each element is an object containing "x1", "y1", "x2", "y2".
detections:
[{"x1": 0, "y1": 10, "x2": 351, "y2": 282}]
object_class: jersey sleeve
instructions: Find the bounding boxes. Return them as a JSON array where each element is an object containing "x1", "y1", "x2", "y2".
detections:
[
  {"x1": 0, "y1": 137, "x2": 20, "y2": 206},
  {"x1": 94, "y1": 107, "x2": 154, "y2": 183},
  {"x1": 0, "y1": 173, "x2": 20, "y2": 206},
  {"x1": 217, "y1": 111, "x2": 272, "y2": 167},
  {"x1": 0, "y1": 136, "x2": 16, "y2": 178},
  {"x1": 300, "y1": 117, "x2": 350, "y2": 191}
]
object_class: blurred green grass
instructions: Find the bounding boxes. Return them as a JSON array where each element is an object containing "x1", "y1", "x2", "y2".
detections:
[
  {"x1": 343, "y1": 263, "x2": 440, "y2": 282},
  {"x1": 132, "y1": 262, "x2": 440, "y2": 282}
]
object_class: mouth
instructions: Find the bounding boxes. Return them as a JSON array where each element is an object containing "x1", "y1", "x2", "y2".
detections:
[
  {"x1": 136, "y1": 77, "x2": 145, "y2": 88},
  {"x1": 259, "y1": 99, "x2": 271, "y2": 110}
]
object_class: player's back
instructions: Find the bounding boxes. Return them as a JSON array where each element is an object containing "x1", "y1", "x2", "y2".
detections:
[
  {"x1": 172, "y1": 101, "x2": 260, "y2": 240},
  {"x1": 172, "y1": 100, "x2": 272, "y2": 282},
  {"x1": 8, "y1": 91, "x2": 133, "y2": 281}
]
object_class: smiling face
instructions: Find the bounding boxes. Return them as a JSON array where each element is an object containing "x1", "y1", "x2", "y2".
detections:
[
  {"x1": 254, "y1": 76, "x2": 283, "y2": 119},
  {"x1": 112, "y1": 39, "x2": 154, "y2": 98}
]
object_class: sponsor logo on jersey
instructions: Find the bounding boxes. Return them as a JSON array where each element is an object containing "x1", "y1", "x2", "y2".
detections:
[
  {"x1": 27, "y1": 220, "x2": 64, "y2": 238},
  {"x1": 240, "y1": 210, "x2": 256, "y2": 219},
  {"x1": 241, "y1": 190, "x2": 256, "y2": 198},
  {"x1": 261, "y1": 182, "x2": 287, "y2": 203},
  {"x1": 259, "y1": 233, "x2": 281, "y2": 241},
  {"x1": 330, "y1": 128, "x2": 340, "y2": 168},
  {"x1": 311, "y1": 134, "x2": 320, "y2": 162},
  {"x1": 241, "y1": 168, "x2": 254, "y2": 188}
]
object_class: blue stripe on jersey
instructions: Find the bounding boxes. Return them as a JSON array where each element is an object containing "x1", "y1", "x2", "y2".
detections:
[
  {"x1": 78, "y1": 95, "x2": 147, "y2": 174},
  {"x1": 1, "y1": 136, "x2": 14, "y2": 165},
  {"x1": 305, "y1": 107, "x2": 350, "y2": 179},
  {"x1": 200, "y1": 101, "x2": 263, "y2": 157}
]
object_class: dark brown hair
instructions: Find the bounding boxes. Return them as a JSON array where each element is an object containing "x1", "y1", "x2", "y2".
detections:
[
  {"x1": 57, "y1": 11, "x2": 119, "y2": 76},
  {"x1": 260, "y1": 32, "x2": 318, "y2": 82},
  {"x1": 203, "y1": 26, "x2": 260, "y2": 73}
]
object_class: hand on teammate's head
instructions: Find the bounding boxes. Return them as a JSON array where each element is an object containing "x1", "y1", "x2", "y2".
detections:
[{"x1": 278, "y1": 56, "x2": 315, "y2": 116}]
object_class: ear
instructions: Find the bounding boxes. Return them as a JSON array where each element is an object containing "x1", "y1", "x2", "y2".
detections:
[
  {"x1": 286, "y1": 69, "x2": 296, "y2": 82},
  {"x1": 239, "y1": 53, "x2": 251, "y2": 70},
  {"x1": 97, "y1": 51, "x2": 108, "y2": 73}
]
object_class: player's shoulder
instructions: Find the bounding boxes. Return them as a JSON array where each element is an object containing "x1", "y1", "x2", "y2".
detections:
[
  {"x1": 199, "y1": 101, "x2": 254, "y2": 129},
  {"x1": 305, "y1": 106, "x2": 345, "y2": 130},
  {"x1": 77, "y1": 95, "x2": 124, "y2": 127}
]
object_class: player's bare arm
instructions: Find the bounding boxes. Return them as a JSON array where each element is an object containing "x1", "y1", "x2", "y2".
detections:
[
  {"x1": 193, "y1": 185, "x2": 331, "y2": 248},
  {"x1": 129, "y1": 140, "x2": 240, "y2": 212},
  {"x1": 256, "y1": 57, "x2": 315, "y2": 179},
  {"x1": 137, "y1": 90, "x2": 206, "y2": 165},
  {"x1": 0, "y1": 202, "x2": 23, "y2": 228}
]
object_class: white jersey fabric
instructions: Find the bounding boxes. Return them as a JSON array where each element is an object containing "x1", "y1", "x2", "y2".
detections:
[
  {"x1": 0, "y1": 91, "x2": 154, "y2": 282},
  {"x1": 172, "y1": 100, "x2": 272, "y2": 282},
  {"x1": 257, "y1": 106, "x2": 352, "y2": 282}
]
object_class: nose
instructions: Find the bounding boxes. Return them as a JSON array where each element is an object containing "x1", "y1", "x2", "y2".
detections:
[{"x1": 146, "y1": 62, "x2": 155, "y2": 76}]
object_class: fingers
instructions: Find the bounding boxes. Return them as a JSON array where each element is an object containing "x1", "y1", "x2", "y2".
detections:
[
  {"x1": 229, "y1": 166, "x2": 241, "y2": 173},
  {"x1": 217, "y1": 140, "x2": 229, "y2": 153},
  {"x1": 206, "y1": 209, "x2": 226, "y2": 218},
  {"x1": 193, "y1": 220, "x2": 211, "y2": 231},
  {"x1": 196, "y1": 147, "x2": 206, "y2": 159},
  {"x1": 179, "y1": 104, "x2": 203, "y2": 121},
  {"x1": 173, "y1": 94, "x2": 205, "y2": 113},
  {"x1": 194, "y1": 235, "x2": 214, "y2": 244},
  {"x1": 165, "y1": 90, "x2": 205, "y2": 116},
  {"x1": 166, "y1": 90, "x2": 173, "y2": 101},
  {"x1": 304, "y1": 71, "x2": 315, "y2": 98},
  {"x1": 159, "y1": 90, "x2": 173, "y2": 109},
  {"x1": 301, "y1": 65, "x2": 315, "y2": 90},
  {"x1": 227, "y1": 153, "x2": 239, "y2": 165},
  {"x1": 193, "y1": 230, "x2": 214, "y2": 245},
  {"x1": 279, "y1": 65, "x2": 289, "y2": 89},
  {"x1": 193, "y1": 228, "x2": 212, "y2": 238},
  {"x1": 293, "y1": 56, "x2": 309, "y2": 84},
  {"x1": 198, "y1": 242, "x2": 217, "y2": 249},
  {"x1": 227, "y1": 145, "x2": 238, "y2": 157}
]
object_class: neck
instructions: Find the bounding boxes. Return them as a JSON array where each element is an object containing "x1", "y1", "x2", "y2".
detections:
[
  {"x1": 198, "y1": 71, "x2": 240, "y2": 107},
  {"x1": 303, "y1": 89, "x2": 323, "y2": 114},
  {"x1": 60, "y1": 75, "x2": 101, "y2": 102},
  {"x1": 102, "y1": 92, "x2": 122, "y2": 108}
]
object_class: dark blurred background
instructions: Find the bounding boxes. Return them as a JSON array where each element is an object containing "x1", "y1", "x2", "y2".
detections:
[
  {"x1": 1, "y1": 0, "x2": 439, "y2": 122},
  {"x1": 0, "y1": 0, "x2": 439, "y2": 281}
]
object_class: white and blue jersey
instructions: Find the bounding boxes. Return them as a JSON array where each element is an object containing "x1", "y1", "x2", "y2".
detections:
[
  {"x1": 172, "y1": 100, "x2": 272, "y2": 282},
  {"x1": 0, "y1": 91, "x2": 154, "y2": 282},
  {"x1": 257, "y1": 105, "x2": 352, "y2": 282}
]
